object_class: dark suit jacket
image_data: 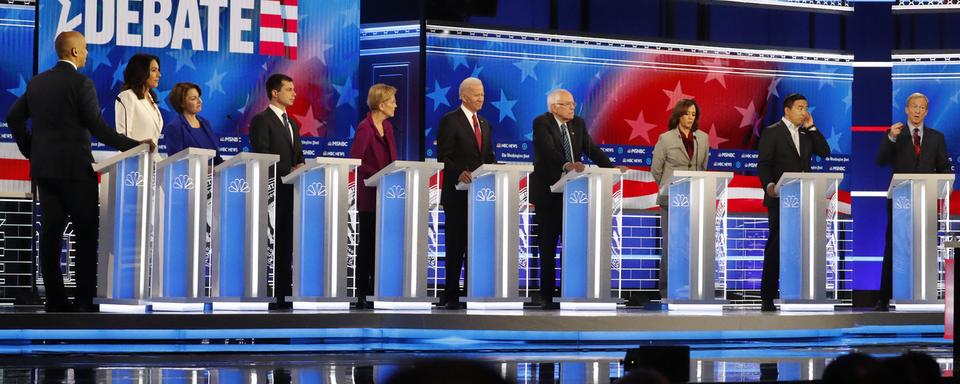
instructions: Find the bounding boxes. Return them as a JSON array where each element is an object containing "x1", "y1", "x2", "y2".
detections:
[
  {"x1": 6, "y1": 61, "x2": 139, "y2": 180},
  {"x1": 529, "y1": 112, "x2": 614, "y2": 206},
  {"x1": 437, "y1": 107, "x2": 496, "y2": 205},
  {"x1": 875, "y1": 125, "x2": 951, "y2": 174},
  {"x1": 757, "y1": 120, "x2": 831, "y2": 206},
  {"x1": 249, "y1": 107, "x2": 305, "y2": 178},
  {"x1": 163, "y1": 114, "x2": 223, "y2": 164}
]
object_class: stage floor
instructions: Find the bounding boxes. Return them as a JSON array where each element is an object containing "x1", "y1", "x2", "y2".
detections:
[{"x1": 0, "y1": 306, "x2": 945, "y2": 352}]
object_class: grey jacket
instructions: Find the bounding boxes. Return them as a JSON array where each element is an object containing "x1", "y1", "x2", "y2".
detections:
[{"x1": 651, "y1": 129, "x2": 710, "y2": 206}]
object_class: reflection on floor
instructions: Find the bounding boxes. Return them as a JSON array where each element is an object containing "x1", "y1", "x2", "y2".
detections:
[{"x1": 0, "y1": 340, "x2": 952, "y2": 383}]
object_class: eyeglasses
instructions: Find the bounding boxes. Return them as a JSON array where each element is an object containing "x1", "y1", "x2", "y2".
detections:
[{"x1": 554, "y1": 102, "x2": 576, "y2": 108}]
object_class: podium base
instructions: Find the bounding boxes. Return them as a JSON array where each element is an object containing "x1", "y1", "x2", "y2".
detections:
[
  {"x1": 94, "y1": 298, "x2": 150, "y2": 313},
  {"x1": 149, "y1": 298, "x2": 207, "y2": 312},
  {"x1": 463, "y1": 297, "x2": 530, "y2": 310},
  {"x1": 664, "y1": 299, "x2": 728, "y2": 312},
  {"x1": 370, "y1": 296, "x2": 437, "y2": 310},
  {"x1": 556, "y1": 298, "x2": 622, "y2": 311},
  {"x1": 777, "y1": 300, "x2": 838, "y2": 312},
  {"x1": 210, "y1": 297, "x2": 274, "y2": 311},
  {"x1": 892, "y1": 301, "x2": 944, "y2": 312},
  {"x1": 287, "y1": 296, "x2": 357, "y2": 311}
]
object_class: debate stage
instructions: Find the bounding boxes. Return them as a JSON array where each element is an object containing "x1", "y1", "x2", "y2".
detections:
[{"x1": 0, "y1": 307, "x2": 945, "y2": 354}]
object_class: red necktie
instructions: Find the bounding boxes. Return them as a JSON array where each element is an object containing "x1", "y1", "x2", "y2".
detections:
[
  {"x1": 913, "y1": 128, "x2": 921, "y2": 156},
  {"x1": 472, "y1": 114, "x2": 482, "y2": 151}
]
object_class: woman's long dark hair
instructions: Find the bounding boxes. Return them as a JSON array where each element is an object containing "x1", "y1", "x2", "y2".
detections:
[
  {"x1": 667, "y1": 98, "x2": 700, "y2": 132},
  {"x1": 122, "y1": 53, "x2": 160, "y2": 102}
]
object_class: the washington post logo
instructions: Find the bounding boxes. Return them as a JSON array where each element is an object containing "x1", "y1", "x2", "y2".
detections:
[{"x1": 56, "y1": 0, "x2": 299, "y2": 60}]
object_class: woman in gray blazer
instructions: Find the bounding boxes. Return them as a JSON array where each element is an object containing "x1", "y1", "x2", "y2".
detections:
[{"x1": 650, "y1": 98, "x2": 710, "y2": 300}]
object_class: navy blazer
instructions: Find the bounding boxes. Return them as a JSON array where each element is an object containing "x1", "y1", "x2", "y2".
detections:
[
  {"x1": 875, "y1": 125, "x2": 951, "y2": 174},
  {"x1": 163, "y1": 114, "x2": 223, "y2": 164},
  {"x1": 529, "y1": 112, "x2": 614, "y2": 206},
  {"x1": 757, "y1": 120, "x2": 831, "y2": 206}
]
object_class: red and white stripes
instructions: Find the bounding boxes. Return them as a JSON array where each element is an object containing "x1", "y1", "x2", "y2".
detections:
[{"x1": 259, "y1": 0, "x2": 298, "y2": 59}]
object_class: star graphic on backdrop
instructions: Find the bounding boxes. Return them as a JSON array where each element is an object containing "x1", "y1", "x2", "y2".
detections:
[
  {"x1": 490, "y1": 89, "x2": 518, "y2": 122},
  {"x1": 735, "y1": 101, "x2": 759, "y2": 129},
  {"x1": 348, "y1": 125, "x2": 356, "y2": 140},
  {"x1": 424, "y1": 127, "x2": 433, "y2": 138},
  {"x1": 470, "y1": 64, "x2": 484, "y2": 78},
  {"x1": 699, "y1": 58, "x2": 728, "y2": 88},
  {"x1": 892, "y1": 88, "x2": 902, "y2": 109},
  {"x1": 826, "y1": 128, "x2": 843, "y2": 154},
  {"x1": 237, "y1": 94, "x2": 251, "y2": 114},
  {"x1": 294, "y1": 104, "x2": 323, "y2": 137},
  {"x1": 842, "y1": 88, "x2": 852, "y2": 111},
  {"x1": 155, "y1": 88, "x2": 171, "y2": 111},
  {"x1": 166, "y1": 50, "x2": 196, "y2": 72},
  {"x1": 546, "y1": 81, "x2": 565, "y2": 96},
  {"x1": 513, "y1": 60, "x2": 539, "y2": 82},
  {"x1": 624, "y1": 110, "x2": 657, "y2": 143},
  {"x1": 112, "y1": 62, "x2": 128, "y2": 88},
  {"x1": 448, "y1": 54, "x2": 468, "y2": 71},
  {"x1": 341, "y1": 6, "x2": 359, "y2": 28},
  {"x1": 951, "y1": 89, "x2": 960, "y2": 104},
  {"x1": 704, "y1": 124, "x2": 728, "y2": 149},
  {"x1": 87, "y1": 46, "x2": 112, "y2": 73},
  {"x1": 426, "y1": 80, "x2": 450, "y2": 111},
  {"x1": 304, "y1": 43, "x2": 333, "y2": 65},
  {"x1": 662, "y1": 81, "x2": 693, "y2": 111},
  {"x1": 332, "y1": 75, "x2": 359, "y2": 109},
  {"x1": 205, "y1": 69, "x2": 227, "y2": 95},
  {"x1": 766, "y1": 78, "x2": 781, "y2": 100},
  {"x1": 818, "y1": 66, "x2": 838, "y2": 90},
  {"x1": 5, "y1": 75, "x2": 26, "y2": 97}
]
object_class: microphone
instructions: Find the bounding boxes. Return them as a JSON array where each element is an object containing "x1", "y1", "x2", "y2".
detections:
[{"x1": 115, "y1": 95, "x2": 128, "y2": 136}]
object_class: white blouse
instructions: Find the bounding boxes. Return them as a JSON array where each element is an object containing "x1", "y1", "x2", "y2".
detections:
[{"x1": 115, "y1": 88, "x2": 163, "y2": 143}]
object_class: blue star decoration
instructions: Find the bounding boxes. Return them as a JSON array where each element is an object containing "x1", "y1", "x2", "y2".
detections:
[
  {"x1": 6, "y1": 75, "x2": 27, "y2": 97},
  {"x1": 206, "y1": 69, "x2": 227, "y2": 95},
  {"x1": 332, "y1": 75, "x2": 358, "y2": 109},
  {"x1": 87, "y1": 46, "x2": 112, "y2": 73},
  {"x1": 490, "y1": 89, "x2": 518, "y2": 123},
  {"x1": 155, "y1": 88, "x2": 171, "y2": 111},
  {"x1": 470, "y1": 64, "x2": 484, "y2": 78},
  {"x1": 166, "y1": 50, "x2": 196, "y2": 72},
  {"x1": 513, "y1": 60, "x2": 538, "y2": 82},
  {"x1": 349, "y1": 125, "x2": 356, "y2": 140},
  {"x1": 112, "y1": 62, "x2": 128, "y2": 88},
  {"x1": 449, "y1": 54, "x2": 469, "y2": 71},
  {"x1": 426, "y1": 80, "x2": 450, "y2": 111},
  {"x1": 826, "y1": 128, "x2": 843, "y2": 154}
]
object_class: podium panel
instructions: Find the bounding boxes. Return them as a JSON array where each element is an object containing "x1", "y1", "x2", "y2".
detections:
[
  {"x1": 209, "y1": 153, "x2": 279, "y2": 311},
  {"x1": 283, "y1": 157, "x2": 360, "y2": 310},
  {"x1": 94, "y1": 144, "x2": 153, "y2": 312},
  {"x1": 150, "y1": 148, "x2": 216, "y2": 311}
]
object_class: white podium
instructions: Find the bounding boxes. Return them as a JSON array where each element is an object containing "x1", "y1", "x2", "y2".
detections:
[
  {"x1": 774, "y1": 172, "x2": 844, "y2": 311},
  {"x1": 455, "y1": 163, "x2": 533, "y2": 310},
  {"x1": 93, "y1": 144, "x2": 153, "y2": 313},
  {"x1": 888, "y1": 173, "x2": 954, "y2": 312},
  {"x1": 662, "y1": 170, "x2": 733, "y2": 311},
  {"x1": 209, "y1": 152, "x2": 279, "y2": 311},
  {"x1": 550, "y1": 166, "x2": 624, "y2": 310},
  {"x1": 365, "y1": 160, "x2": 444, "y2": 309},
  {"x1": 282, "y1": 157, "x2": 360, "y2": 310},
  {"x1": 150, "y1": 148, "x2": 217, "y2": 311}
]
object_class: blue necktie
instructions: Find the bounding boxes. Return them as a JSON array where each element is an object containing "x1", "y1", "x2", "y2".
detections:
[{"x1": 560, "y1": 123, "x2": 574, "y2": 163}]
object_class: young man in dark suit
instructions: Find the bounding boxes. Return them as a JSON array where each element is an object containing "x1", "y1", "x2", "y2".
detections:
[
  {"x1": 874, "y1": 93, "x2": 951, "y2": 311},
  {"x1": 249, "y1": 73, "x2": 306, "y2": 310},
  {"x1": 757, "y1": 93, "x2": 831, "y2": 311},
  {"x1": 529, "y1": 89, "x2": 623, "y2": 309},
  {"x1": 436, "y1": 77, "x2": 497, "y2": 309},
  {"x1": 6, "y1": 31, "x2": 150, "y2": 312}
]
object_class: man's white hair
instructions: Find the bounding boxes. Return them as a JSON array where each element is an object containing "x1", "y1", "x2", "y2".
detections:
[
  {"x1": 459, "y1": 77, "x2": 483, "y2": 95},
  {"x1": 546, "y1": 88, "x2": 571, "y2": 109}
]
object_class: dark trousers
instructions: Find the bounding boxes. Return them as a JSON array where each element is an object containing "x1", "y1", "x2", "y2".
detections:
[
  {"x1": 36, "y1": 177, "x2": 100, "y2": 307},
  {"x1": 535, "y1": 195, "x2": 564, "y2": 303},
  {"x1": 356, "y1": 211, "x2": 376, "y2": 300},
  {"x1": 443, "y1": 192, "x2": 468, "y2": 302},
  {"x1": 760, "y1": 201, "x2": 781, "y2": 301},
  {"x1": 274, "y1": 183, "x2": 293, "y2": 303},
  {"x1": 879, "y1": 200, "x2": 894, "y2": 301}
]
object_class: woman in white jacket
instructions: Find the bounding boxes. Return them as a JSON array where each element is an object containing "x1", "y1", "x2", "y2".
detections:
[{"x1": 115, "y1": 53, "x2": 163, "y2": 144}]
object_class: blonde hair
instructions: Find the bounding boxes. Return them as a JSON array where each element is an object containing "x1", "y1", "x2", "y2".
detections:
[{"x1": 367, "y1": 83, "x2": 397, "y2": 112}]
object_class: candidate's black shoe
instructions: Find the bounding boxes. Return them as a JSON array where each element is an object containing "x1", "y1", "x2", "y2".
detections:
[
  {"x1": 760, "y1": 299, "x2": 777, "y2": 312},
  {"x1": 873, "y1": 300, "x2": 890, "y2": 312}
]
